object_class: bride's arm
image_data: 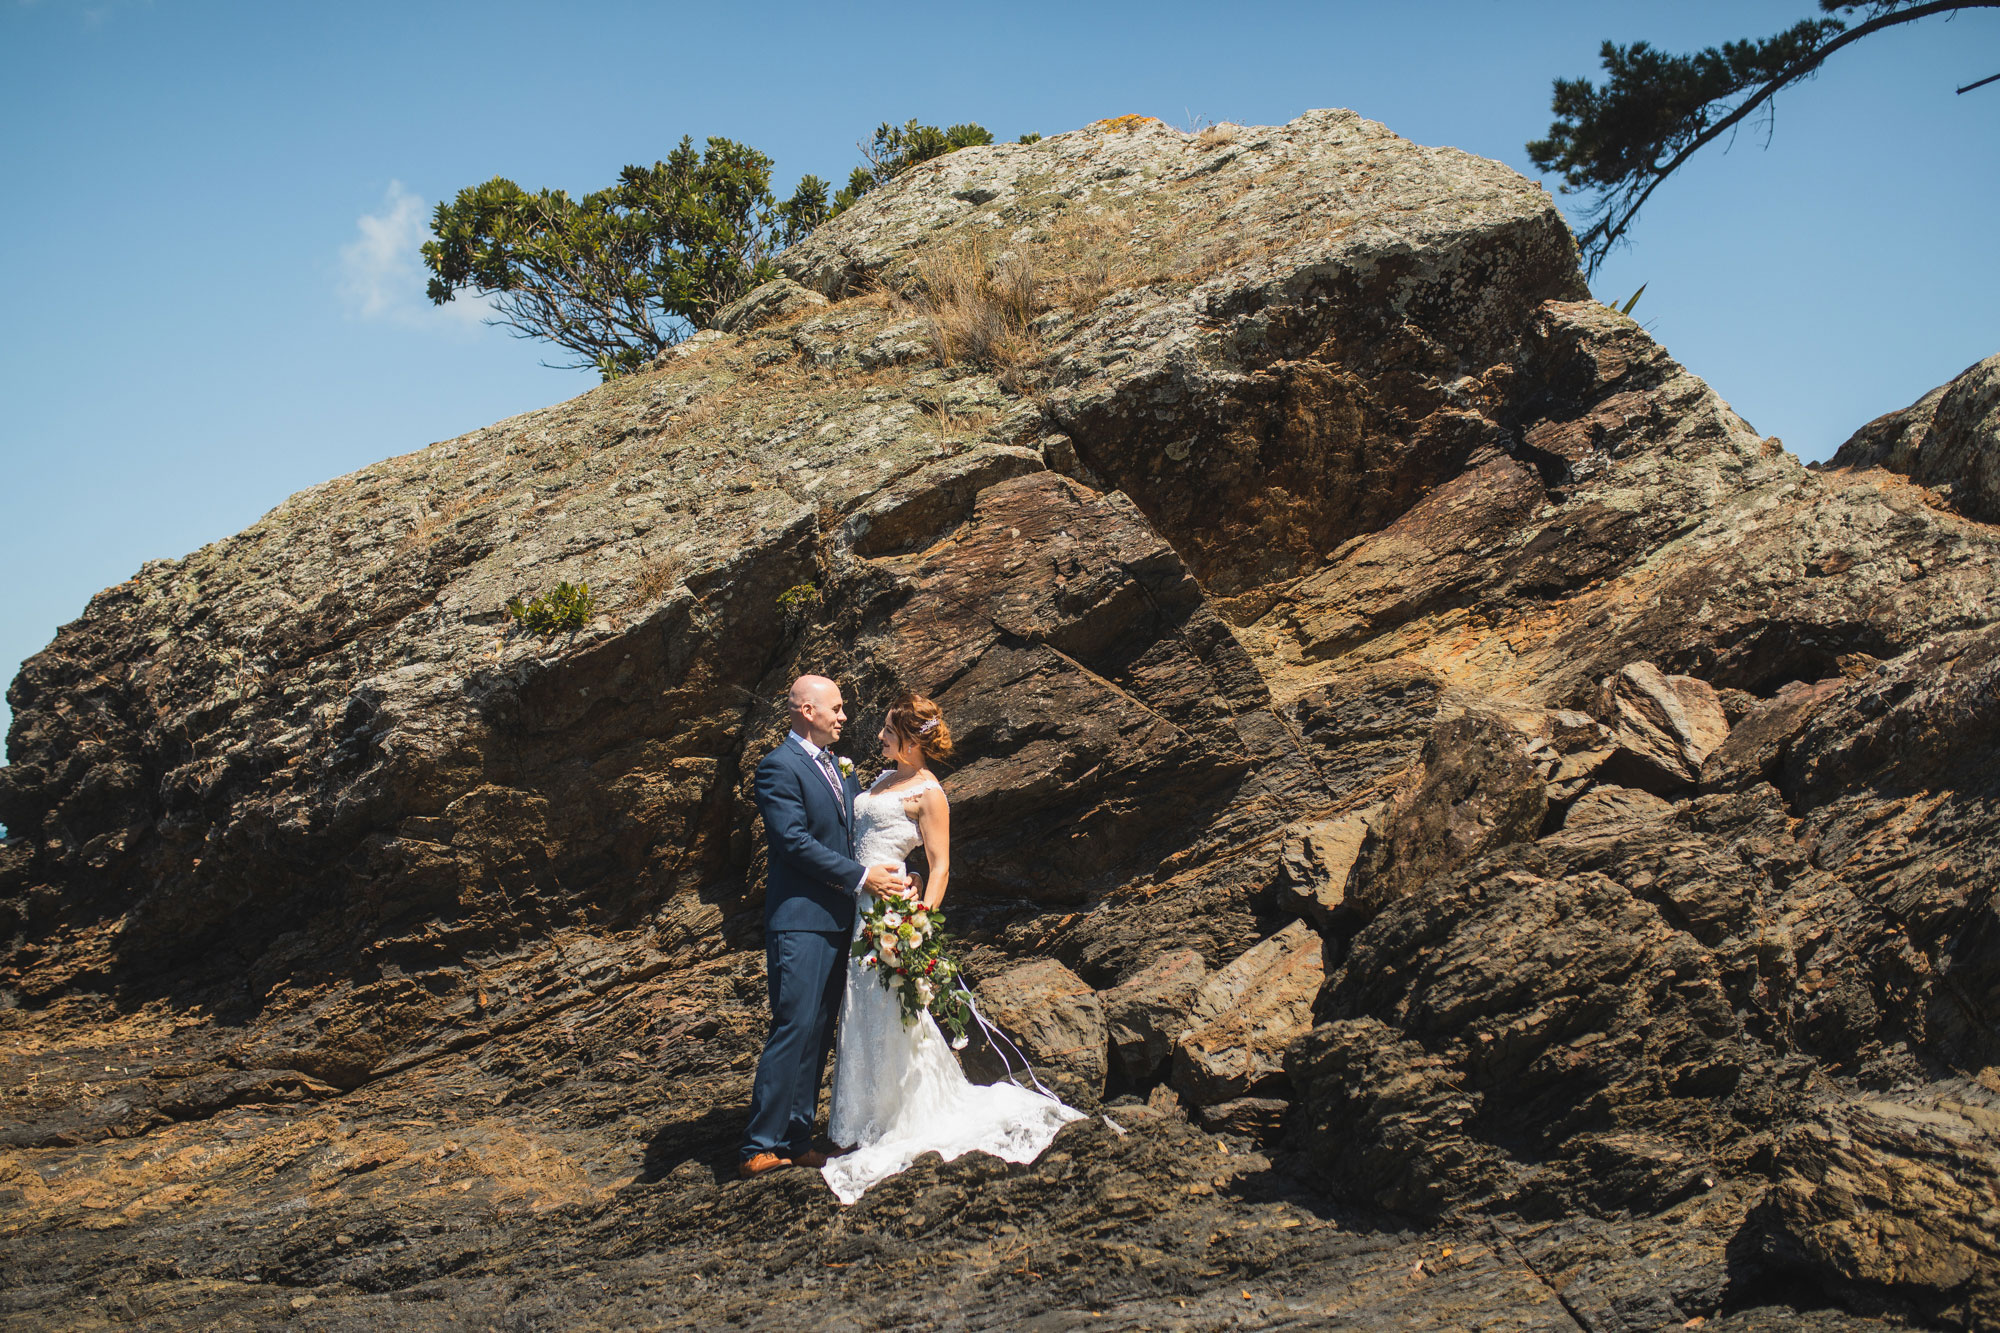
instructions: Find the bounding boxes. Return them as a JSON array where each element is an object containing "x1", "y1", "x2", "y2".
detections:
[{"x1": 915, "y1": 786, "x2": 950, "y2": 910}]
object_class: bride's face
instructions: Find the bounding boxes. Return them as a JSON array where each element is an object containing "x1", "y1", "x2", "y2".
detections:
[{"x1": 878, "y1": 723, "x2": 913, "y2": 765}]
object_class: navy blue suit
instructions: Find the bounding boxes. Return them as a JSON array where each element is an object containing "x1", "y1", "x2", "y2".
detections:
[{"x1": 740, "y1": 735, "x2": 864, "y2": 1162}]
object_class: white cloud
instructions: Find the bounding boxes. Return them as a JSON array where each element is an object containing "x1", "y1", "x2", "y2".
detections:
[{"x1": 339, "y1": 181, "x2": 494, "y2": 332}]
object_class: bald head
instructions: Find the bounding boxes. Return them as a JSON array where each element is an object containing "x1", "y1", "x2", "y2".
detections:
[{"x1": 787, "y1": 675, "x2": 846, "y2": 747}]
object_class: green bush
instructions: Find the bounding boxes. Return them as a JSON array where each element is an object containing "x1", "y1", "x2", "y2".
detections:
[
  {"x1": 775, "y1": 582, "x2": 820, "y2": 615},
  {"x1": 425, "y1": 117, "x2": 1000, "y2": 378},
  {"x1": 506, "y1": 581, "x2": 598, "y2": 639},
  {"x1": 424, "y1": 139, "x2": 831, "y2": 380},
  {"x1": 833, "y1": 120, "x2": 995, "y2": 213}
]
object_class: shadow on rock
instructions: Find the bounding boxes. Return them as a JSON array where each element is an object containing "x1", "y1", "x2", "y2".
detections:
[{"x1": 636, "y1": 1102, "x2": 749, "y2": 1185}]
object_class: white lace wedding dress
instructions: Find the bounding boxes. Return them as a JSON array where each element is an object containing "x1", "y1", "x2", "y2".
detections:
[{"x1": 822, "y1": 780, "x2": 1084, "y2": 1205}]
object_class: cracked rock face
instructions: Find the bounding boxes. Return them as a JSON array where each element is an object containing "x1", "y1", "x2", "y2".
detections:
[
  {"x1": 1832, "y1": 352, "x2": 2000, "y2": 524},
  {"x1": 3, "y1": 110, "x2": 1999, "y2": 1330}
]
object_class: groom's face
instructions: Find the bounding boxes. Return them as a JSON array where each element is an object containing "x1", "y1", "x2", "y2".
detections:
[{"x1": 798, "y1": 683, "x2": 846, "y2": 747}]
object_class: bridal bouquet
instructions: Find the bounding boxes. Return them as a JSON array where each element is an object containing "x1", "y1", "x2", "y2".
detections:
[{"x1": 853, "y1": 895, "x2": 973, "y2": 1044}]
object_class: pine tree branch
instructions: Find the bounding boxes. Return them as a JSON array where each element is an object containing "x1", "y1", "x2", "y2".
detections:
[{"x1": 1572, "y1": 0, "x2": 2000, "y2": 274}]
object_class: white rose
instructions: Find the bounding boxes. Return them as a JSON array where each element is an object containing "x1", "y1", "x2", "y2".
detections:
[
  {"x1": 912, "y1": 912, "x2": 931, "y2": 931},
  {"x1": 882, "y1": 911, "x2": 904, "y2": 928}
]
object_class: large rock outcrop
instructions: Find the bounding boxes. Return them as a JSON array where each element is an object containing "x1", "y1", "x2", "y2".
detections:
[
  {"x1": 3, "y1": 110, "x2": 1997, "y2": 1330},
  {"x1": 1832, "y1": 352, "x2": 2000, "y2": 523}
]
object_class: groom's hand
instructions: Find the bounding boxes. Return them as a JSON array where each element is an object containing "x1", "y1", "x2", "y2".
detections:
[{"x1": 863, "y1": 863, "x2": 913, "y2": 898}]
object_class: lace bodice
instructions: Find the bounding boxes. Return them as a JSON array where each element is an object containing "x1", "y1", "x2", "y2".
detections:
[{"x1": 852, "y1": 780, "x2": 934, "y2": 869}]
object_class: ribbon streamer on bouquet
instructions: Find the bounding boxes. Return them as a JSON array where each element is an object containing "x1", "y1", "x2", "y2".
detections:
[{"x1": 954, "y1": 979, "x2": 1126, "y2": 1136}]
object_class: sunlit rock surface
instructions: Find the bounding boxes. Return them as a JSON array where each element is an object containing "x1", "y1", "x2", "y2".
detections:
[{"x1": 3, "y1": 110, "x2": 1997, "y2": 1330}]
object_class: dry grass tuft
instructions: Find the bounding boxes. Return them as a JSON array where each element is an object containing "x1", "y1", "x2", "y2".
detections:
[
  {"x1": 1045, "y1": 208, "x2": 1147, "y2": 310},
  {"x1": 911, "y1": 240, "x2": 1043, "y2": 369},
  {"x1": 1036, "y1": 193, "x2": 1268, "y2": 307},
  {"x1": 628, "y1": 550, "x2": 681, "y2": 607},
  {"x1": 1194, "y1": 123, "x2": 1241, "y2": 151},
  {"x1": 395, "y1": 492, "x2": 475, "y2": 558},
  {"x1": 654, "y1": 384, "x2": 749, "y2": 444},
  {"x1": 918, "y1": 395, "x2": 1002, "y2": 439},
  {"x1": 1169, "y1": 230, "x2": 1262, "y2": 285}
]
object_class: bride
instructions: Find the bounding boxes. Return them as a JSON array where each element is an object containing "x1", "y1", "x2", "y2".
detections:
[{"x1": 821, "y1": 693, "x2": 1084, "y2": 1204}]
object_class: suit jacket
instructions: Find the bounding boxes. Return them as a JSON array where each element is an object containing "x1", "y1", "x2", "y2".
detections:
[{"x1": 754, "y1": 735, "x2": 863, "y2": 934}]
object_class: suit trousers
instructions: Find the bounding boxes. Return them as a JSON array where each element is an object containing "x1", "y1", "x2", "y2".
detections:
[{"x1": 740, "y1": 928, "x2": 848, "y2": 1160}]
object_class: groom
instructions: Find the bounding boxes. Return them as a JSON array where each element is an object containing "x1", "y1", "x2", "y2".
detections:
[{"x1": 738, "y1": 674, "x2": 912, "y2": 1177}]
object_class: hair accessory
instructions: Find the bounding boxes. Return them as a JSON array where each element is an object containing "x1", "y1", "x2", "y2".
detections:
[{"x1": 918, "y1": 717, "x2": 940, "y2": 734}]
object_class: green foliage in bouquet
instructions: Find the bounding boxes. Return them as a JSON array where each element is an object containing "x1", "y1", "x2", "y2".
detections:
[
  {"x1": 852, "y1": 897, "x2": 974, "y2": 1043},
  {"x1": 505, "y1": 581, "x2": 597, "y2": 639}
]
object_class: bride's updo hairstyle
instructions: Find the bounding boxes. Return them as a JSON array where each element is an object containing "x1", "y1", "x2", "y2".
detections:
[{"x1": 885, "y1": 693, "x2": 954, "y2": 762}]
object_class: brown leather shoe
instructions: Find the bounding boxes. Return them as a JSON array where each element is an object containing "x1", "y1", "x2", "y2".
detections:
[
  {"x1": 791, "y1": 1149, "x2": 829, "y2": 1169},
  {"x1": 737, "y1": 1152, "x2": 792, "y2": 1178}
]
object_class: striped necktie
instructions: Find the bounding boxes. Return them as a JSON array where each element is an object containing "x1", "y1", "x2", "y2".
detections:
[{"x1": 812, "y1": 748, "x2": 842, "y2": 798}]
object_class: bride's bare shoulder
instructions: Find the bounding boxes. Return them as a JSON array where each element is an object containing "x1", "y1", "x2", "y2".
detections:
[{"x1": 893, "y1": 771, "x2": 946, "y2": 810}]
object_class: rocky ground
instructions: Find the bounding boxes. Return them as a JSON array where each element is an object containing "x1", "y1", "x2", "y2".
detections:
[{"x1": 3, "y1": 112, "x2": 1996, "y2": 1330}]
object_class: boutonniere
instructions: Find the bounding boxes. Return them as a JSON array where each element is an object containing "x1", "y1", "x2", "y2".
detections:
[{"x1": 836, "y1": 756, "x2": 855, "y2": 779}]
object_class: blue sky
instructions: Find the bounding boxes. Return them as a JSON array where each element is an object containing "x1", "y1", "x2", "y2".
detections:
[{"x1": 3, "y1": 0, "x2": 1996, "y2": 755}]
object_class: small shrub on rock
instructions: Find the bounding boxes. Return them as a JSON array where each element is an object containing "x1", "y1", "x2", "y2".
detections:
[
  {"x1": 506, "y1": 581, "x2": 597, "y2": 638},
  {"x1": 775, "y1": 582, "x2": 820, "y2": 617}
]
